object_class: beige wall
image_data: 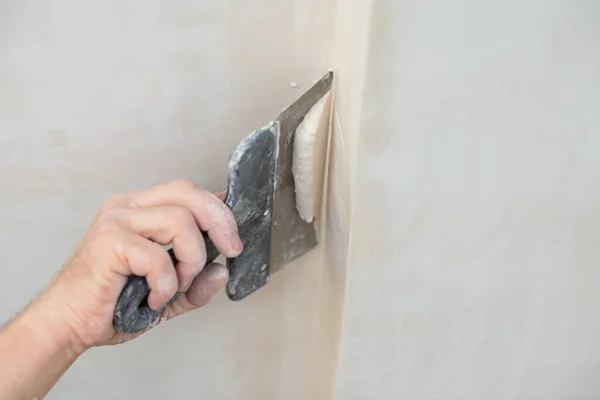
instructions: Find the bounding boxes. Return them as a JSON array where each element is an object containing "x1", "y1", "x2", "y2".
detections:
[
  {"x1": 334, "y1": 0, "x2": 600, "y2": 398},
  {"x1": 0, "y1": 1, "x2": 337, "y2": 399},
  {"x1": 3, "y1": 0, "x2": 600, "y2": 399}
]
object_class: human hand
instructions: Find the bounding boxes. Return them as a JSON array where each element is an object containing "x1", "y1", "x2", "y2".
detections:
[{"x1": 33, "y1": 179, "x2": 242, "y2": 352}]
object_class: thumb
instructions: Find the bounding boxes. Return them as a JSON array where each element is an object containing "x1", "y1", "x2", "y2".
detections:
[{"x1": 165, "y1": 263, "x2": 229, "y2": 319}]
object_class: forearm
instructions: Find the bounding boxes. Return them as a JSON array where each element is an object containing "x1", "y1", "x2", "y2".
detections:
[{"x1": 0, "y1": 299, "x2": 83, "y2": 400}]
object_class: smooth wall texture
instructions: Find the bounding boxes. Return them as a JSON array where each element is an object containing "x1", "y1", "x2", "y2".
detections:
[
  {"x1": 0, "y1": 1, "x2": 336, "y2": 398},
  {"x1": 5, "y1": 0, "x2": 597, "y2": 398},
  {"x1": 334, "y1": 0, "x2": 600, "y2": 399}
]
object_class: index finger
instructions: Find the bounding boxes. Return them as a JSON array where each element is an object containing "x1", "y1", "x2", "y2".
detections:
[{"x1": 127, "y1": 179, "x2": 243, "y2": 258}]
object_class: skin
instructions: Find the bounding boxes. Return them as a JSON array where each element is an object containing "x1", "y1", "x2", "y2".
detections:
[{"x1": 0, "y1": 179, "x2": 242, "y2": 400}]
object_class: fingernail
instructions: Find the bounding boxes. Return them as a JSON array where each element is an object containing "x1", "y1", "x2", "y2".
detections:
[
  {"x1": 230, "y1": 236, "x2": 243, "y2": 256},
  {"x1": 212, "y1": 265, "x2": 229, "y2": 283}
]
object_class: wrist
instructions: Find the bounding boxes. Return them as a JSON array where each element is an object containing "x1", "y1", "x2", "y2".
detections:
[
  {"x1": 14, "y1": 296, "x2": 88, "y2": 360},
  {"x1": 0, "y1": 295, "x2": 84, "y2": 400}
]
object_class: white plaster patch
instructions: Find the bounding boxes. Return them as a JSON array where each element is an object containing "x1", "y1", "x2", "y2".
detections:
[{"x1": 292, "y1": 91, "x2": 331, "y2": 222}]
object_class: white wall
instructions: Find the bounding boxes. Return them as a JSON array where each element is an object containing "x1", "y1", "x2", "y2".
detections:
[
  {"x1": 334, "y1": 0, "x2": 600, "y2": 398},
  {"x1": 0, "y1": 1, "x2": 336, "y2": 398}
]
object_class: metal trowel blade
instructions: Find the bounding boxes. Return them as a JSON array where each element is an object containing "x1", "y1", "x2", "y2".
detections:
[{"x1": 222, "y1": 71, "x2": 334, "y2": 301}]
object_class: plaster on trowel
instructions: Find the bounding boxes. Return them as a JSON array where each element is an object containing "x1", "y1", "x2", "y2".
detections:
[{"x1": 113, "y1": 71, "x2": 334, "y2": 334}]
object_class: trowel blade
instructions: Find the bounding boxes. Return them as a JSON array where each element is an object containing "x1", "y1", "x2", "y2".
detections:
[{"x1": 224, "y1": 71, "x2": 334, "y2": 301}]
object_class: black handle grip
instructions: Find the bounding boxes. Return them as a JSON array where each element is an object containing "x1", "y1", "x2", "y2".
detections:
[{"x1": 113, "y1": 233, "x2": 221, "y2": 334}]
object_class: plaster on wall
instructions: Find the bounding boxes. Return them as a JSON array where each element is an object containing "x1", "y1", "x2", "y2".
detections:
[
  {"x1": 0, "y1": 1, "x2": 337, "y2": 398},
  {"x1": 5, "y1": 0, "x2": 593, "y2": 398},
  {"x1": 334, "y1": 0, "x2": 600, "y2": 398}
]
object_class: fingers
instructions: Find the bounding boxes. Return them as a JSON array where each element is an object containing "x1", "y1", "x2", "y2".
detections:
[
  {"x1": 58, "y1": 181, "x2": 234, "y2": 348},
  {"x1": 115, "y1": 233, "x2": 179, "y2": 311},
  {"x1": 112, "y1": 206, "x2": 207, "y2": 291},
  {"x1": 215, "y1": 191, "x2": 226, "y2": 201},
  {"x1": 127, "y1": 180, "x2": 242, "y2": 258},
  {"x1": 166, "y1": 263, "x2": 229, "y2": 319},
  {"x1": 97, "y1": 181, "x2": 234, "y2": 316},
  {"x1": 186, "y1": 263, "x2": 228, "y2": 307}
]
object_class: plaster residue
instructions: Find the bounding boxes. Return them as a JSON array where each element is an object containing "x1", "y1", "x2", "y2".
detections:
[{"x1": 292, "y1": 90, "x2": 331, "y2": 223}]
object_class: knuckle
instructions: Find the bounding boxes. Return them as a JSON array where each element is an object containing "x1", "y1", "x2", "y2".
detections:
[
  {"x1": 154, "y1": 272, "x2": 178, "y2": 296},
  {"x1": 99, "y1": 198, "x2": 117, "y2": 213},
  {"x1": 112, "y1": 233, "x2": 130, "y2": 257},
  {"x1": 91, "y1": 213, "x2": 128, "y2": 248},
  {"x1": 95, "y1": 220, "x2": 120, "y2": 238},
  {"x1": 100, "y1": 194, "x2": 129, "y2": 211},
  {"x1": 97, "y1": 209, "x2": 124, "y2": 228},
  {"x1": 157, "y1": 248, "x2": 174, "y2": 268},
  {"x1": 126, "y1": 197, "x2": 141, "y2": 209},
  {"x1": 170, "y1": 207, "x2": 196, "y2": 230},
  {"x1": 141, "y1": 246, "x2": 173, "y2": 273},
  {"x1": 170, "y1": 178, "x2": 198, "y2": 192}
]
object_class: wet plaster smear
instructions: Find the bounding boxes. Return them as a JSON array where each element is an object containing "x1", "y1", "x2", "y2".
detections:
[{"x1": 3, "y1": 0, "x2": 600, "y2": 399}]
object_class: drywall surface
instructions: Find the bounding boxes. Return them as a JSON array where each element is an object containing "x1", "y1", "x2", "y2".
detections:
[
  {"x1": 334, "y1": 0, "x2": 600, "y2": 399},
  {"x1": 330, "y1": 0, "x2": 373, "y2": 193},
  {"x1": 0, "y1": 1, "x2": 335, "y2": 398},
  {"x1": 316, "y1": 0, "x2": 377, "y2": 398}
]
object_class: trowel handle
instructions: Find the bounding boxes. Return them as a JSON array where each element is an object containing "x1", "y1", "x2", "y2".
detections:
[{"x1": 112, "y1": 232, "x2": 221, "y2": 334}]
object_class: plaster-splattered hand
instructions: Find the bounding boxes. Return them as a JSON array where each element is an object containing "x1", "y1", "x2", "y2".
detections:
[{"x1": 37, "y1": 180, "x2": 241, "y2": 350}]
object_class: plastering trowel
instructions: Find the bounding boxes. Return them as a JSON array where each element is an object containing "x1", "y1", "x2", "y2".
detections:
[{"x1": 113, "y1": 71, "x2": 334, "y2": 334}]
